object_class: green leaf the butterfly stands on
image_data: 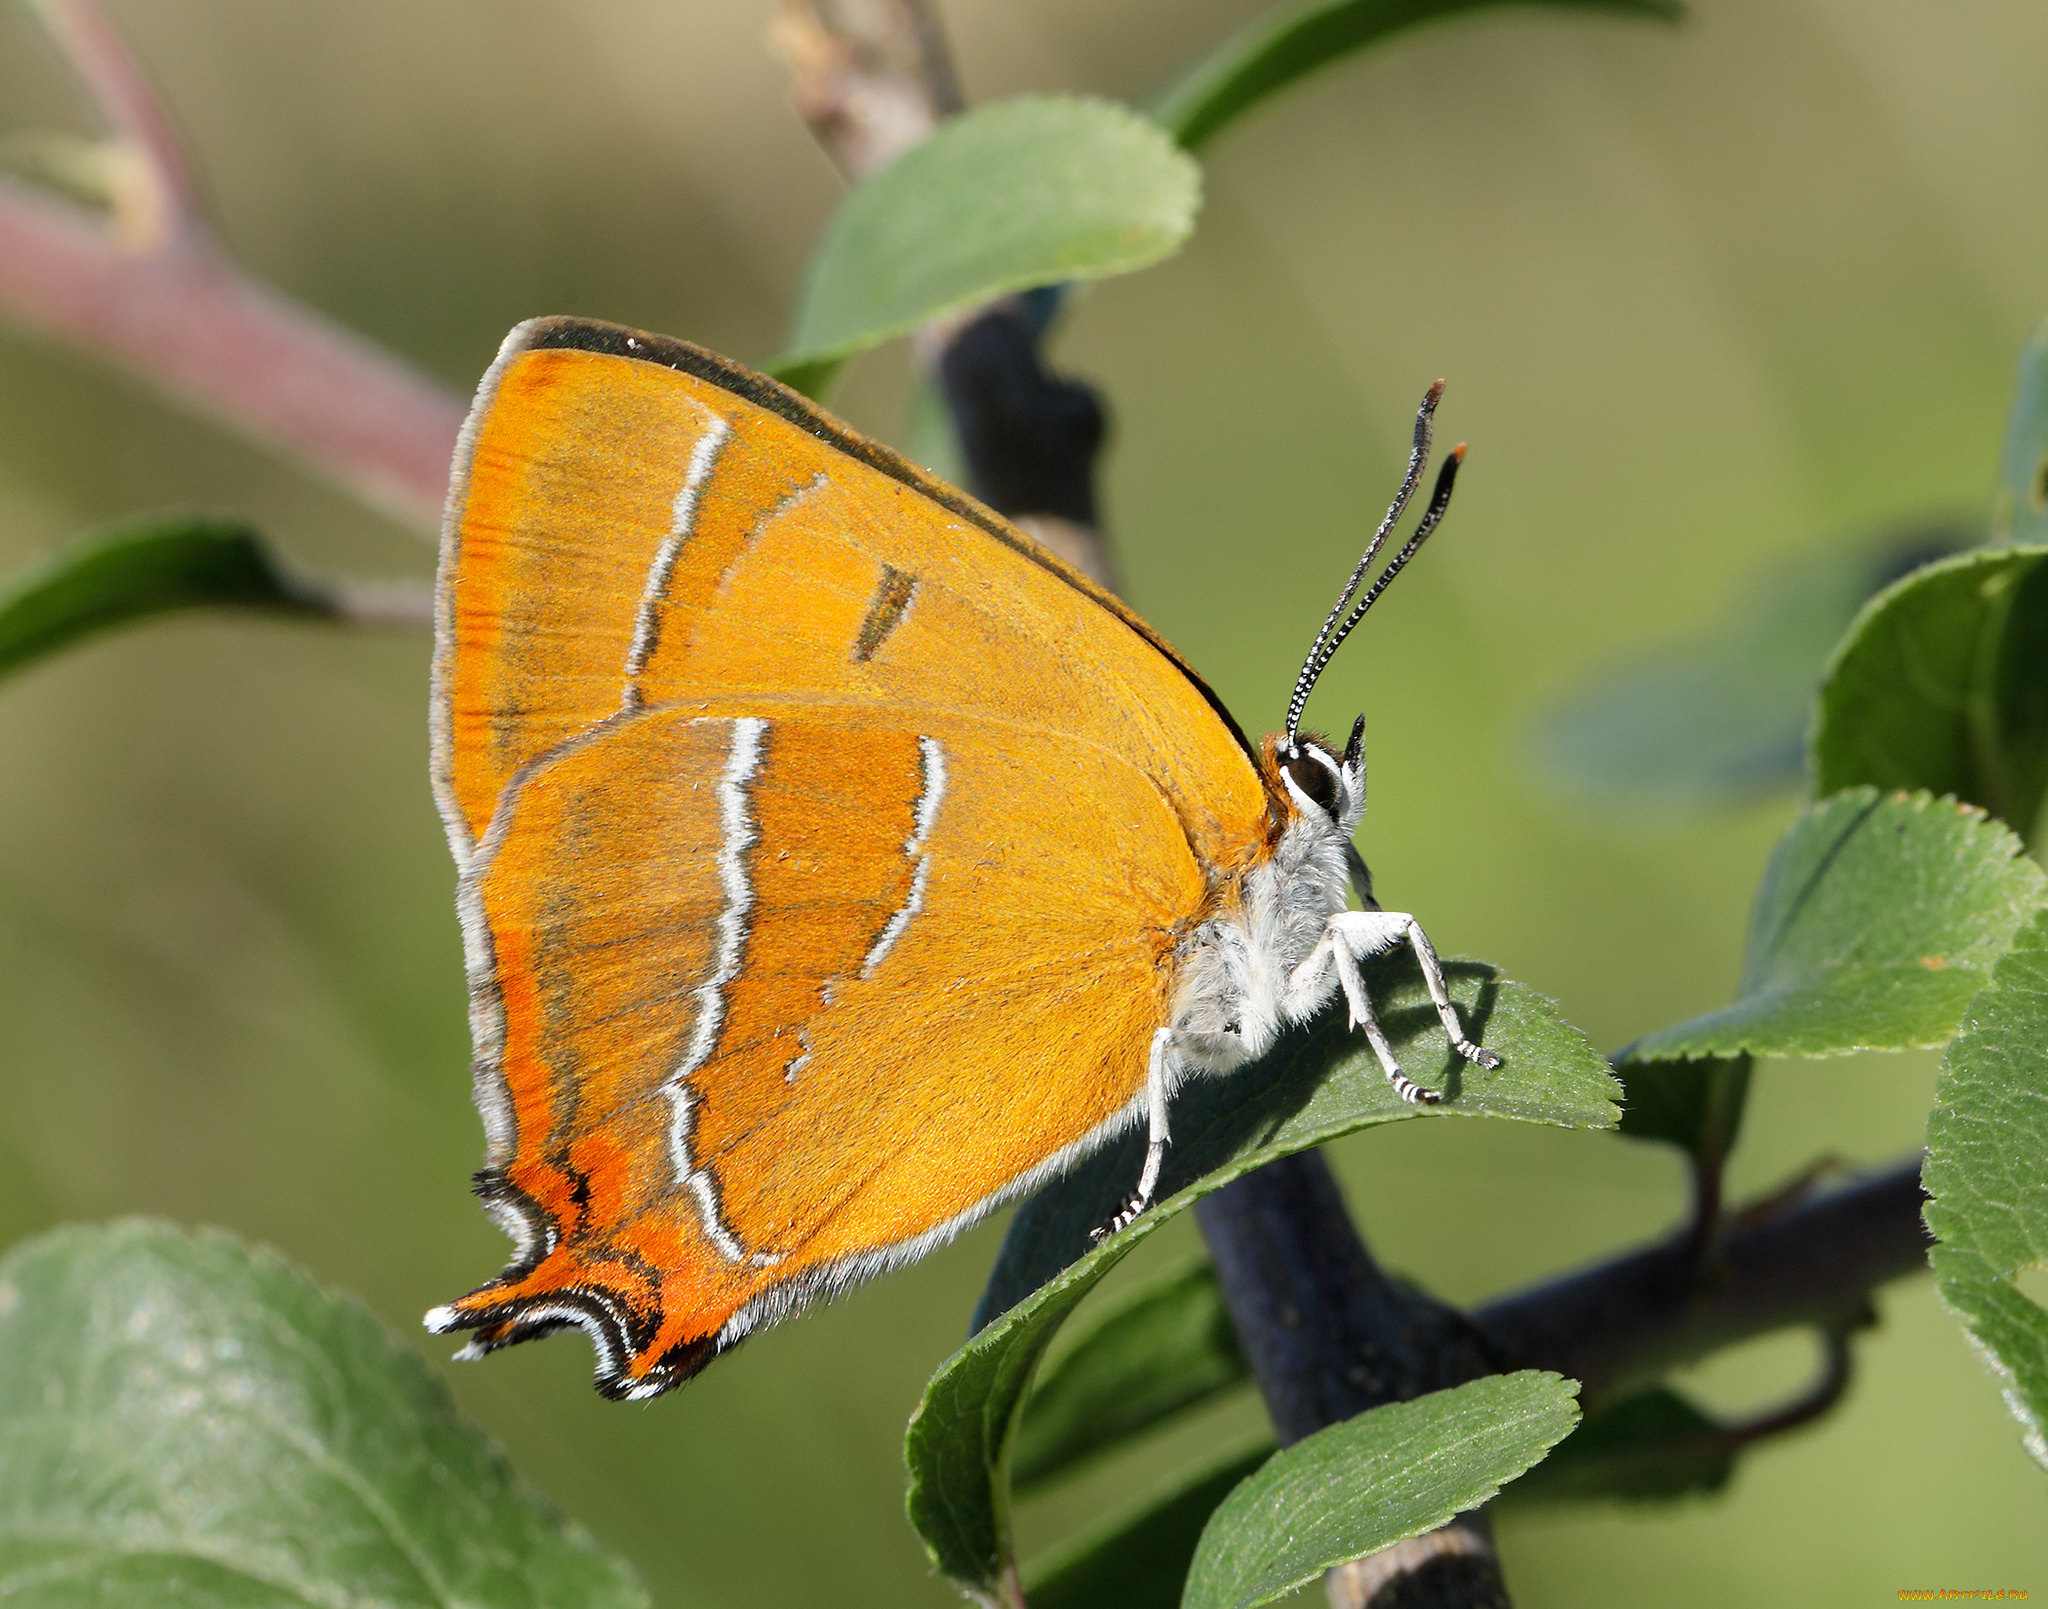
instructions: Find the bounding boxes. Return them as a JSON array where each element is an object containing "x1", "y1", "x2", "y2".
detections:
[
  {"x1": 1024, "y1": 1437, "x2": 1274, "y2": 1609},
  {"x1": 1147, "y1": 0, "x2": 1680, "y2": 154},
  {"x1": 770, "y1": 97, "x2": 1201, "y2": 392},
  {"x1": 1923, "y1": 905, "x2": 2048, "y2": 1470},
  {"x1": 0, "y1": 1221, "x2": 648, "y2": 1609},
  {"x1": 904, "y1": 953, "x2": 1617, "y2": 1600},
  {"x1": 978, "y1": 959, "x2": 1618, "y2": 1325},
  {"x1": 1992, "y1": 316, "x2": 2048, "y2": 547},
  {"x1": 1629, "y1": 789, "x2": 2047, "y2": 1063},
  {"x1": 1179, "y1": 1372, "x2": 1581, "y2": 1609},
  {"x1": 1812, "y1": 547, "x2": 2048, "y2": 846},
  {"x1": 0, "y1": 513, "x2": 333, "y2": 685},
  {"x1": 1012, "y1": 1254, "x2": 1247, "y2": 1494}
]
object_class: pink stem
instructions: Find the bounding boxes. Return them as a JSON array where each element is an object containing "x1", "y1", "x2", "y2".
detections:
[
  {"x1": 0, "y1": 175, "x2": 465, "y2": 534},
  {"x1": 28, "y1": 0, "x2": 204, "y2": 235}
]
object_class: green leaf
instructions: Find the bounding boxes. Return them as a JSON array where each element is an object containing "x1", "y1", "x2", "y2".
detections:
[
  {"x1": 1014, "y1": 1255, "x2": 1247, "y2": 1494},
  {"x1": 1928, "y1": 1247, "x2": 2048, "y2": 1474},
  {"x1": 1024, "y1": 1437, "x2": 1274, "y2": 1609},
  {"x1": 1992, "y1": 316, "x2": 2048, "y2": 547},
  {"x1": 0, "y1": 1221, "x2": 647, "y2": 1609},
  {"x1": 1813, "y1": 546, "x2": 2048, "y2": 844},
  {"x1": 1501, "y1": 1386, "x2": 1736, "y2": 1507},
  {"x1": 1631, "y1": 789, "x2": 2048, "y2": 1062},
  {"x1": 0, "y1": 513, "x2": 330, "y2": 684},
  {"x1": 1924, "y1": 905, "x2": 2048, "y2": 1469},
  {"x1": 906, "y1": 956, "x2": 1615, "y2": 1598},
  {"x1": 1180, "y1": 1372, "x2": 1581, "y2": 1609},
  {"x1": 1534, "y1": 530, "x2": 1967, "y2": 810},
  {"x1": 774, "y1": 97, "x2": 1200, "y2": 378},
  {"x1": 1149, "y1": 0, "x2": 1680, "y2": 153}
]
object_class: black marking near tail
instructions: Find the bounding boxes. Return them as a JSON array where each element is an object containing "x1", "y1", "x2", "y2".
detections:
[{"x1": 853, "y1": 566, "x2": 918, "y2": 662}]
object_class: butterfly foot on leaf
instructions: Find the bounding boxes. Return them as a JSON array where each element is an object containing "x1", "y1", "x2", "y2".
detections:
[
  {"x1": 1386, "y1": 1066, "x2": 1445, "y2": 1107},
  {"x1": 1089, "y1": 1193, "x2": 1149, "y2": 1245},
  {"x1": 1462, "y1": 1042, "x2": 1504, "y2": 1071}
]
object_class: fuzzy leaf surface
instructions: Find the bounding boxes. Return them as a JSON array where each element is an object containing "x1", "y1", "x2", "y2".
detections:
[
  {"x1": 0, "y1": 1221, "x2": 647, "y2": 1609},
  {"x1": 1180, "y1": 1372, "x2": 1580, "y2": 1609},
  {"x1": 1631, "y1": 789, "x2": 2047, "y2": 1061},
  {"x1": 775, "y1": 96, "x2": 1199, "y2": 381},
  {"x1": 1924, "y1": 905, "x2": 2048, "y2": 1468},
  {"x1": 1813, "y1": 546, "x2": 2048, "y2": 842}
]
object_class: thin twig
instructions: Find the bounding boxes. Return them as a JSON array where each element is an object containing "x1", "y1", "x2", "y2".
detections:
[
  {"x1": 26, "y1": 0, "x2": 201, "y2": 243},
  {"x1": 1474, "y1": 1157, "x2": 1925, "y2": 1407},
  {"x1": 0, "y1": 176, "x2": 463, "y2": 532},
  {"x1": 769, "y1": 0, "x2": 960, "y2": 184},
  {"x1": 0, "y1": 6, "x2": 465, "y2": 533},
  {"x1": 319, "y1": 577, "x2": 436, "y2": 630}
]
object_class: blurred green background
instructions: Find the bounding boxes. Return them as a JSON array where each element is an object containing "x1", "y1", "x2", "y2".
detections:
[{"x1": 1, "y1": 1, "x2": 2043, "y2": 1603}]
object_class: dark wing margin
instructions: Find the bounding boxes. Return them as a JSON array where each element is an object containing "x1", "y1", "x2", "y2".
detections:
[{"x1": 512, "y1": 316, "x2": 1260, "y2": 770}]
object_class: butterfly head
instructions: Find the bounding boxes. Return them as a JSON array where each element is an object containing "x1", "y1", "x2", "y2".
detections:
[
  {"x1": 1270, "y1": 718, "x2": 1367, "y2": 834},
  {"x1": 1280, "y1": 381, "x2": 1464, "y2": 761}
]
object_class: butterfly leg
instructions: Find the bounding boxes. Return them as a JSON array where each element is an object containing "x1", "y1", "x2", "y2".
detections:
[
  {"x1": 1390, "y1": 914, "x2": 1502, "y2": 1072},
  {"x1": 1295, "y1": 910, "x2": 1500, "y2": 1105},
  {"x1": 1093, "y1": 1027, "x2": 1176, "y2": 1242}
]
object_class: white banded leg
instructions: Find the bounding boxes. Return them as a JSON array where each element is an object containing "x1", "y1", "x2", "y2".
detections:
[
  {"x1": 1093, "y1": 1027, "x2": 1176, "y2": 1242},
  {"x1": 1291, "y1": 909, "x2": 1501, "y2": 1105}
]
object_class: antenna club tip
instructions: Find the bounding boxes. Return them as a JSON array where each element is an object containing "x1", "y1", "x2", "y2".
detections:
[
  {"x1": 1451, "y1": 442, "x2": 1468, "y2": 460},
  {"x1": 1424, "y1": 379, "x2": 1447, "y2": 404}
]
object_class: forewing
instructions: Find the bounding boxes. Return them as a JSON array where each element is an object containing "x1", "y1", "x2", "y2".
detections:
[{"x1": 434, "y1": 319, "x2": 1269, "y2": 869}]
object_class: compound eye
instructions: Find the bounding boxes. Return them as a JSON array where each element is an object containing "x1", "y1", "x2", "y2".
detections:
[{"x1": 1282, "y1": 751, "x2": 1342, "y2": 820}]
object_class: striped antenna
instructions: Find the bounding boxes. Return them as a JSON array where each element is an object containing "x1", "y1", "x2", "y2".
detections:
[
  {"x1": 1299, "y1": 447, "x2": 1463, "y2": 696},
  {"x1": 1283, "y1": 384, "x2": 1463, "y2": 746}
]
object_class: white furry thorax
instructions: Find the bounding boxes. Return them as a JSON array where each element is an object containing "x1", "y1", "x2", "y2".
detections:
[{"x1": 1166, "y1": 737, "x2": 1364, "y2": 1077}]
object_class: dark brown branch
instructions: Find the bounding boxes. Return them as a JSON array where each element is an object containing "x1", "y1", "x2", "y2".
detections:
[
  {"x1": 936, "y1": 303, "x2": 1118, "y2": 590},
  {"x1": 1475, "y1": 1156, "x2": 1926, "y2": 1407},
  {"x1": 1196, "y1": 1154, "x2": 1514, "y2": 1608}
]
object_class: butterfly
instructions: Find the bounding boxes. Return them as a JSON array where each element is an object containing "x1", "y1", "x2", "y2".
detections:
[{"x1": 423, "y1": 317, "x2": 1498, "y2": 1399}]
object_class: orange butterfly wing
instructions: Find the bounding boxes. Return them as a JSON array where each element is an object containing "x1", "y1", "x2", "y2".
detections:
[{"x1": 430, "y1": 319, "x2": 1272, "y2": 1395}]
